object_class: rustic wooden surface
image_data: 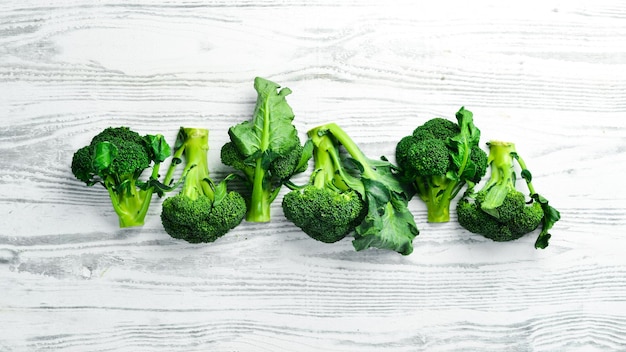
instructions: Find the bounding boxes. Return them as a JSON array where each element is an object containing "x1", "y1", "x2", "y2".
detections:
[{"x1": 1, "y1": 1, "x2": 625, "y2": 351}]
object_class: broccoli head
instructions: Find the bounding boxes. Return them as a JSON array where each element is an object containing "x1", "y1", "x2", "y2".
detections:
[
  {"x1": 283, "y1": 186, "x2": 364, "y2": 243},
  {"x1": 395, "y1": 107, "x2": 488, "y2": 222},
  {"x1": 220, "y1": 77, "x2": 311, "y2": 223},
  {"x1": 284, "y1": 123, "x2": 418, "y2": 255},
  {"x1": 70, "y1": 126, "x2": 172, "y2": 227},
  {"x1": 456, "y1": 141, "x2": 561, "y2": 248},
  {"x1": 161, "y1": 127, "x2": 246, "y2": 243},
  {"x1": 282, "y1": 130, "x2": 365, "y2": 244}
]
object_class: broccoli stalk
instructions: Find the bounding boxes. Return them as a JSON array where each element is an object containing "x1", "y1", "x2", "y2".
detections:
[
  {"x1": 395, "y1": 107, "x2": 488, "y2": 223},
  {"x1": 71, "y1": 127, "x2": 174, "y2": 228},
  {"x1": 456, "y1": 141, "x2": 561, "y2": 248},
  {"x1": 221, "y1": 77, "x2": 311, "y2": 223},
  {"x1": 301, "y1": 123, "x2": 419, "y2": 255},
  {"x1": 161, "y1": 128, "x2": 246, "y2": 243}
]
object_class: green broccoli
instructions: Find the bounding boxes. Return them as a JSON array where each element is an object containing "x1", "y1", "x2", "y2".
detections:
[
  {"x1": 220, "y1": 77, "x2": 311, "y2": 223},
  {"x1": 395, "y1": 107, "x2": 488, "y2": 223},
  {"x1": 71, "y1": 126, "x2": 172, "y2": 227},
  {"x1": 282, "y1": 127, "x2": 365, "y2": 244},
  {"x1": 161, "y1": 127, "x2": 246, "y2": 243},
  {"x1": 456, "y1": 141, "x2": 561, "y2": 248},
  {"x1": 287, "y1": 123, "x2": 418, "y2": 255}
]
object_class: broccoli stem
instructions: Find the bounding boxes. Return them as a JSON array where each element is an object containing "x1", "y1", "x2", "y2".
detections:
[
  {"x1": 247, "y1": 158, "x2": 272, "y2": 222},
  {"x1": 414, "y1": 175, "x2": 451, "y2": 223},
  {"x1": 309, "y1": 125, "x2": 364, "y2": 194},
  {"x1": 177, "y1": 128, "x2": 214, "y2": 201},
  {"x1": 315, "y1": 124, "x2": 374, "y2": 178},
  {"x1": 105, "y1": 176, "x2": 153, "y2": 228}
]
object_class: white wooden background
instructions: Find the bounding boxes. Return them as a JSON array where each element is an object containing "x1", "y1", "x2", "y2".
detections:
[{"x1": 1, "y1": 0, "x2": 625, "y2": 351}]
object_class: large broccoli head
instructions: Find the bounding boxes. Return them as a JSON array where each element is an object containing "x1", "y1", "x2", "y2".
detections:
[
  {"x1": 160, "y1": 127, "x2": 246, "y2": 243},
  {"x1": 162, "y1": 191, "x2": 246, "y2": 243},
  {"x1": 70, "y1": 126, "x2": 172, "y2": 228},
  {"x1": 220, "y1": 77, "x2": 312, "y2": 223},
  {"x1": 283, "y1": 186, "x2": 364, "y2": 243},
  {"x1": 457, "y1": 189, "x2": 543, "y2": 242},
  {"x1": 395, "y1": 108, "x2": 488, "y2": 223},
  {"x1": 457, "y1": 140, "x2": 560, "y2": 248}
]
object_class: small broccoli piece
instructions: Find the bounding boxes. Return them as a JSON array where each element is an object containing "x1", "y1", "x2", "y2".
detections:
[
  {"x1": 220, "y1": 77, "x2": 311, "y2": 223},
  {"x1": 161, "y1": 128, "x2": 246, "y2": 243},
  {"x1": 395, "y1": 107, "x2": 488, "y2": 222},
  {"x1": 456, "y1": 141, "x2": 561, "y2": 248},
  {"x1": 286, "y1": 123, "x2": 418, "y2": 255},
  {"x1": 70, "y1": 127, "x2": 173, "y2": 227},
  {"x1": 282, "y1": 130, "x2": 365, "y2": 243}
]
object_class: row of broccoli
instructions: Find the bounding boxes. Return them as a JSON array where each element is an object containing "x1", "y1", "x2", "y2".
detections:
[{"x1": 71, "y1": 77, "x2": 560, "y2": 255}]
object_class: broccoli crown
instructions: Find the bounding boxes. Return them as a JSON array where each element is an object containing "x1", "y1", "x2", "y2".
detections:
[
  {"x1": 396, "y1": 136, "x2": 450, "y2": 177},
  {"x1": 220, "y1": 77, "x2": 312, "y2": 223},
  {"x1": 394, "y1": 108, "x2": 487, "y2": 223},
  {"x1": 457, "y1": 140, "x2": 559, "y2": 248},
  {"x1": 71, "y1": 127, "x2": 151, "y2": 184},
  {"x1": 300, "y1": 123, "x2": 419, "y2": 255},
  {"x1": 70, "y1": 126, "x2": 172, "y2": 228},
  {"x1": 161, "y1": 127, "x2": 246, "y2": 243},
  {"x1": 413, "y1": 117, "x2": 460, "y2": 141},
  {"x1": 161, "y1": 191, "x2": 247, "y2": 243},
  {"x1": 283, "y1": 186, "x2": 364, "y2": 243},
  {"x1": 457, "y1": 189, "x2": 543, "y2": 242},
  {"x1": 268, "y1": 140, "x2": 306, "y2": 180}
]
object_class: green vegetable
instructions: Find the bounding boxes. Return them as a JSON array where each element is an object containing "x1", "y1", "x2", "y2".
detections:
[
  {"x1": 161, "y1": 127, "x2": 246, "y2": 243},
  {"x1": 456, "y1": 141, "x2": 561, "y2": 248},
  {"x1": 292, "y1": 123, "x2": 418, "y2": 255},
  {"x1": 71, "y1": 126, "x2": 173, "y2": 227},
  {"x1": 220, "y1": 77, "x2": 311, "y2": 222},
  {"x1": 395, "y1": 107, "x2": 488, "y2": 223},
  {"x1": 282, "y1": 127, "x2": 366, "y2": 244}
]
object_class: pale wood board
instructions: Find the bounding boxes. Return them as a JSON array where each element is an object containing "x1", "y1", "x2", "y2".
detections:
[{"x1": 1, "y1": 0, "x2": 625, "y2": 351}]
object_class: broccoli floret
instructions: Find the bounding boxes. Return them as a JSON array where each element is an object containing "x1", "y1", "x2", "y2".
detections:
[
  {"x1": 456, "y1": 141, "x2": 561, "y2": 248},
  {"x1": 220, "y1": 77, "x2": 311, "y2": 223},
  {"x1": 284, "y1": 123, "x2": 419, "y2": 255},
  {"x1": 395, "y1": 107, "x2": 488, "y2": 222},
  {"x1": 70, "y1": 127, "x2": 172, "y2": 227},
  {"x1": 161, "y1": 128, "x2": 246, "y2": 243},
  {"x1": 282, "y1": 130, "x2": 365, "y2": 243}
]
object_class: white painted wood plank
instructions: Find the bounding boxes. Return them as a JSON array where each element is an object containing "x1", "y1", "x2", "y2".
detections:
[{"x1": 1, "y1": 0, "x2": 625, "y2": 351}]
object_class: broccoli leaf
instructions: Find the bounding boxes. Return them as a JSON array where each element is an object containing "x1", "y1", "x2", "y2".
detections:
[
  {"x1": 532, "y1": 193, "x2": 561, "y2": 249},
  {"x1": 145, "y1": 134, "x2": 172, "y2": 163},
  {"x1": 352, "y1": 166, "x2": 419, "y2": 255},
  {"x1": 449, "y1": 107, "x2": 482, "y2": 180},
  {"x1": 353, "y1": 184, "x2": 418, "y2": 256},
  {"x1": 93, "y1": 142, "x2": 116, "y2": 173},
  {"x1": 228, "y1": 77, "x2": 298, "y2": 162}
]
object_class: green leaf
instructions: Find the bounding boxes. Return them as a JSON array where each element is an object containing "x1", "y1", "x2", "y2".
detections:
[
  {"x1": 532, "y1": 193, "x2": 561, "y2": 249},
  {"x1": 448, "y1": 107, "x2": 482, "y2": 177},
  {"x1": 228, "y1": 77, "x2": 298, "y2": 161},
  {"x1": 93, "y1": 141, "x2": 117, "y2": 174},
  {"x1": 210, "y1": 178, "x2": 227, "y2": 206},
  {"x1": 521, "y1": 169, "x2": 532, "y2": 183},
  {"x1": 353, "y1": 193, "x2": 418, "y2": 256},
  {"x1": 481, "y1": 183, "x2": 508, "y2": 217},
  {"x1": 293, "y1": 138, "x2": 314, "y2": 174},
  {"x1": 145, "y1": 134, "x2": 172, "y2": 163}
]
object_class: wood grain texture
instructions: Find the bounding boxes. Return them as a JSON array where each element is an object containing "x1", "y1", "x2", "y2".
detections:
[{"x1": 1, "y1": 0, "x2": 625, "y2": 351}]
